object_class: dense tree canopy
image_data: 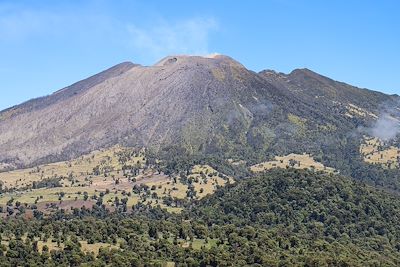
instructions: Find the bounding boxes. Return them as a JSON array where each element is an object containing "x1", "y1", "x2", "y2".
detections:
[{"x1": 0, "y1": 169, "x2": 399, "y2": 266}]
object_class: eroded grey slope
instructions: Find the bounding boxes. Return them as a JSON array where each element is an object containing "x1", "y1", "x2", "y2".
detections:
[{"x1": 0, "y1": 55, "x2": 397, "y2": 169}]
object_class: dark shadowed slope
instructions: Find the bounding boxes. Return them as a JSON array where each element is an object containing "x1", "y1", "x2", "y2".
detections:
[{"x1": 260, "y1": 68, "x2": 394, "y2": 114}]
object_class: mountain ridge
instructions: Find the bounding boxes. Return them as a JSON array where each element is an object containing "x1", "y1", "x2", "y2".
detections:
[
  {"x1": 0, "y1": 55, "x2": 399, "y2": 182},
  {"x1": 1, "y1": 61, "x2": 137, "y2": 119}
]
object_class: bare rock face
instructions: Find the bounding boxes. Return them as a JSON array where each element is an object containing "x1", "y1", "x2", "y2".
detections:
[
  {"x1": 0, "y1": 55, "x2": 397, "y2": 169},
  {"x1": 0, "y1": 55, "x2": 264, "y2": 167}
]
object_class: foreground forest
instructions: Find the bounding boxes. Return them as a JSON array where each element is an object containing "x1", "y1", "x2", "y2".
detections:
[{"x1": 1, "y1": 169, "x2": 400, "y2": 266}]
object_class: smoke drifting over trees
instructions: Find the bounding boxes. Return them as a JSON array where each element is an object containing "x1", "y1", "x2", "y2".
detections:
[{"x1": 369, "y1": 101, "x2": 400, "y2": 140}]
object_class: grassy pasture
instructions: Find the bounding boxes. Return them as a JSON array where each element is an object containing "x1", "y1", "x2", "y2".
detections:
[
  {"x1": 0, "y1": 144, "x2": 233, "y2": 214},
  {"x1": 250, "y1": 153, "x2": 335, "y2": 173},
  {"x1": 0, "y1": 146, "x2": 146, "y2": 190},
  {"x1": 146, "y1": 164, "x2": 234, "y2": 201},
  {"x1": 360, "y1": 136, "x2": 400, "y2": 169},
  {"x1": 345, "y1": 103, "x2": 378, "y2": 119}
]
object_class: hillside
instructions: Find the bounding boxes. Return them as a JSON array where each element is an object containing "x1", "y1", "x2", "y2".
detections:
[
  {"x1": 195, "y1": 169, "x2": 400, "y2": 231},
  {"x1": 0, "y1": 56, "x2": 395, "y2": 159},
  {"x1": 1, "y1": 55, "x2": 273, "y2": 168},
  {"x1": 0, "y1": 146, "x2": 233, "y2": 216},
  {"x1": 1, "y1": 169, "x2": 400, "y2": 266},
  {"x1": 190, "y1": 169, "x2": 400, "y2": 265},
  {"x1": 0, "y1": 54, "x2": 399, "y2": 193}
]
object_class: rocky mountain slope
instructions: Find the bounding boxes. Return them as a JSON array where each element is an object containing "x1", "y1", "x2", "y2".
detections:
[{"x1": 0, "y1": 55, "x2": 398, "y2": 183}]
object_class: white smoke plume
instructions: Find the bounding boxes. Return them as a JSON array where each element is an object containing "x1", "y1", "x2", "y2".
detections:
[
  {"x1": 368, "y1": 99, "x2": 400, "y2": 141},
  {"x1": 369, "y1": 113, "x2": 400, "y2": 141}
]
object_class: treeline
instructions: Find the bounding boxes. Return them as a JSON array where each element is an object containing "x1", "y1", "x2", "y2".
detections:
[
  {"x1": 1, "y1": 169, "x2": 400, "y2": 266},
  {"x1": 1, "y1": 207, "x2": 398, "y2": 266}
]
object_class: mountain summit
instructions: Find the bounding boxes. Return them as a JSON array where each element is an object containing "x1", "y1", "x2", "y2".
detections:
[{"x1": 0, "y1": 55, "x2": 398, "y2": 170}]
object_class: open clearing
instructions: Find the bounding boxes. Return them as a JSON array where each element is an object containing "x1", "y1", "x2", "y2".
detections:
[
  {"x1": 345, "y1": 103, "x2": 378, "y2": 119},
  {"x1": 360, "y1": 136, "x2": 400, "y2": 169},
  {"x1": 250, "y1": 153, "x2": 336, "y2": 173},
  {"x1": 0, "y1": 147, "x2": 233, "y2": 214},
  {"x1": 0, "y1": 145, "x2": 146, "y2": 190}
]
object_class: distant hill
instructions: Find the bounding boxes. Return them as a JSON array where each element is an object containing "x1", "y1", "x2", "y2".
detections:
[{"x1": 0, "y1": 54, "x2": 399, "y2": 190}]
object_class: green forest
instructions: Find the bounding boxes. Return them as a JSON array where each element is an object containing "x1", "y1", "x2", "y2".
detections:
[{"x1": 1, "y1": 169, "x2": 400, "y2": 266}]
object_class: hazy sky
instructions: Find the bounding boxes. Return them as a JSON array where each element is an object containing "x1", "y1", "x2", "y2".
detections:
[{"x1": 0, "y1": 0, "x2": 399, "y2": 111}]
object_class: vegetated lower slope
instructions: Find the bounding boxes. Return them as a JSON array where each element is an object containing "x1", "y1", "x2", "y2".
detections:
[
  {"x1": 1, "y1": 169, "x2": 400, "y2": 266},
  {"x1": 0, "y1": 54, "x2": 399, "y2": 191},
  {"x1": 0, "y1": 146, "x2": 233, "y2": 216},
  {"x1": 191, "y1": 169, "x2": 400, "y2": 265},
  {"x1": 250, "y1": 153, "x2": 336, "y2": 173},
  {"x1": 360, "y1": 136, "x2": 400, "y2": 169},
  {"x1": 259, "y1": 68, "x2": 400, "y2": 191}
]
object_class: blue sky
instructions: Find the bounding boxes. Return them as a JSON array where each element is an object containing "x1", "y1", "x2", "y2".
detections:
[{"x1": 0, "y1": 0, "x2": 399, "y2": 111}]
